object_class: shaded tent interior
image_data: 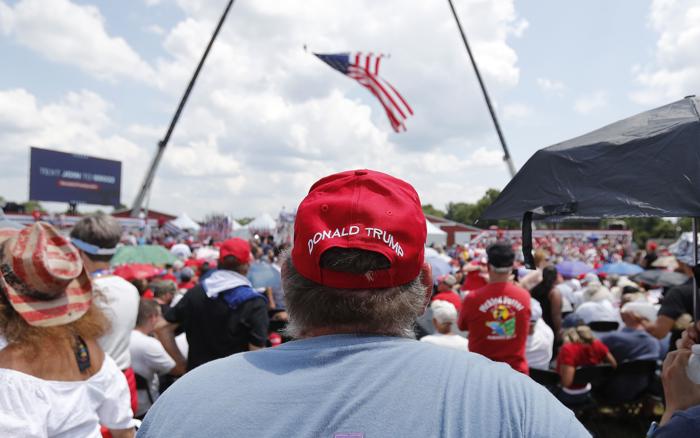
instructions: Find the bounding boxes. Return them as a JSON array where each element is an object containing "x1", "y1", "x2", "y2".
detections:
[{"x1": 480, "y1": 95, "x2": 700, "y2": 316}]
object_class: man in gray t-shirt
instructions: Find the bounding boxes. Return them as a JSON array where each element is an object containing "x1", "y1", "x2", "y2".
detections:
[{"x1": 140, "y1": 170, "x2": 589, "y2": 438}]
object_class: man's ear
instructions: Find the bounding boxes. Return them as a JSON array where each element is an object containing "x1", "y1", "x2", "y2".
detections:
[{"x1": 420, "y1": 262, "x2": 433, "y2": 309}]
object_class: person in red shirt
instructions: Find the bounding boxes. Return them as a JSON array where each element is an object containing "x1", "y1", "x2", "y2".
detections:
[
  {"x1": 458, "y1": 242, "x2": 531, "y2": 374},
  {"x1": 432, "y1": 274, "x2": 462, "y2": 312},
  {"x1": 461, "y1": 262, "x2": 488, "y2": 292},
  {"x1": 556, "y1": 325, "x2": 616, "y2": 405}
]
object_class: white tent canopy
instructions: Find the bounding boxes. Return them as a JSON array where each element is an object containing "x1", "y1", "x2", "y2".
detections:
[
  {"x1": 426, "y1": 220, "x2": 447, "y2": 247},
  {"x1": 170, "y1": 213, "x2": 200, "y2": 231},
  {"x1": 231, "y1": 219, "x2": 249, "y2": 238},
  {"x1": 247, "y1": 213, "x2": 276, "y2": 233}
]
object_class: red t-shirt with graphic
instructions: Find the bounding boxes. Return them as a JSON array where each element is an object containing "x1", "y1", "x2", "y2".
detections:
[{"x1": 458, "y1": 282, "x2": 531, "y2": 374}]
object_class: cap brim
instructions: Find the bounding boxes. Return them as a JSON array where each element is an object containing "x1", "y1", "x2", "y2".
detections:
[{"x1": 0, "y1": 267, "x2": 93, "y2": 328}]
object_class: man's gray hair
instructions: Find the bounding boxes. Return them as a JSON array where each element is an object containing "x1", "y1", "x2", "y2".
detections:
[
  {"x1": 70, "y1": 212, "x2": 122, "y2": 262},
  {"x1": 281, "y1": 248, "x2": 426, "y2": 339}
]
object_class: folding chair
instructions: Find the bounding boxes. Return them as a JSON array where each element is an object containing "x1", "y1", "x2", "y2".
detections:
[
  {"x1": 529, "y1": 367, "x2": 560, "y2": 387},
  {"x1": 588, "y1": 321, "x2": 620, "y2": 332}
]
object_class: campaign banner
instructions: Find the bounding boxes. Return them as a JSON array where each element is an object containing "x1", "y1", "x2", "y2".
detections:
[{"x1": 29, "y1": 147, "x2": 122, "y2": 206}]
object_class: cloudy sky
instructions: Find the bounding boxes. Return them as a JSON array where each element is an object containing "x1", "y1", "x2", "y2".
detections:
[{"x1": 1, "y1": 0, "x2": 698, "y2": 220}]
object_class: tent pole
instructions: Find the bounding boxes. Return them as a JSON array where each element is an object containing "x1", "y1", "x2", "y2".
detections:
[
  {"x1": 130, "y1": 0, "x2": 237, "y2": 217},
  {"x1": 446, "y1": 0, "x2": 516, "y2": 179},
  {"x1": 694, "y1": 218, "x2": 698, "y2": 322}
]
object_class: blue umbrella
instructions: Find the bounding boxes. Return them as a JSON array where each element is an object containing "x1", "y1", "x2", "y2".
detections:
[
  {"x1": 247, "y1": 261, "x2": 282, "y2": 290},
  {"x1": 555, "y1": 260, "x2": 593, "y2": 278},
  {"x1": 426, "y1": 256, "x2": 452, "y2": 281},
  {"x1": 597, "y1": 262, "x2": 643, "y2": 276}
]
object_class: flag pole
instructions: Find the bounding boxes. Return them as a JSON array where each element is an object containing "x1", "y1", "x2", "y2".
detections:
[
  {"x1": 446, "y1": 0, "x2": 516, "y2": 178},
  {"x1": 131, "y1": 0, "x2": 236, "y2": 217}
]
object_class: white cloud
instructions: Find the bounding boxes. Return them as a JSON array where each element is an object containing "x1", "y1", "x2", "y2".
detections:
[
  {"x1": 536, "y1": 77, "x2": 565, "y2": 95},
  {"x1": 0, "y1": 0, "x2": 155, "y2": 82},
  {"x1": 631, "y1": 0, "x2": 700, "y2": 105},
  {"x1": 144, "y1": 24, "x2": 165, "y2": 36},
  {"x1": 573, "y1": 91, "x2": 608, "y2": 114},
  {"x1": 0, "y1": 88, "x2": 146, "y2": 203},
  {"x1": 124, "y1": 0, "x2": 525, "y2": 215},
  {"x1": 467, "y1": 147, "x2": 504, "y2": 167},
  {"x1": 503, "y1": 102, "x2": 533, "y2": 121},
  {"x1": 1, "y1": 0, "x2": 525, "y2": 217}
]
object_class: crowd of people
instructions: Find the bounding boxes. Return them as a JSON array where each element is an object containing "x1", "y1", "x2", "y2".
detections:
[{"x1": 0, "y1": 169, "x2": 699, "y2": 437}]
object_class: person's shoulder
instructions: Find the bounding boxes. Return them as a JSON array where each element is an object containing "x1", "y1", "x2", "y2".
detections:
[
  {"x1": 666, "y1": 282, "x2": 692, "y2": 297},
  {"x1": 465, "y1": 284, "x2": 489, "y2": 300},
  {"x1": 559, "y1": 341, "x2": 578, "y2": 353},
  {"x1": 400, "y1": 339, "x2": 508, "y2": 372},
  {"x1": 654, "y1": 405, "x2": 700, "y2": 437},
  {"x1": 179, "y1": 283, "x2": 206, "y2": 302},
  {"x1": 153, "y1": 353, "x2": 250, "y2": 399},
  {"x1": 85, "y1": 353, "x2": 124, "y2": 389},
  {"x1": 129, "y1": 329, "x2": 142, "y2": 343},
  {"x1": 95, "y1": 275, "x2": 139, "y2": 297},
  {"x1": 592, "y1": 339, "x2": 608, "y2": 349},
  {"x1": 130, "y1": 330, "x2": 161, "y2": 348},
  {"x1": 673, "y1": 404, "x2": 700, "y2": 421},
  {"x1": 597, "y1": 331, "x2": 617, "y2": 342}
]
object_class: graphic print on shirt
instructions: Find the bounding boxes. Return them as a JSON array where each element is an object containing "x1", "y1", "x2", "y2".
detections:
[{"x1": 479, "y1": 296, "x2": 524, "y2": 340}]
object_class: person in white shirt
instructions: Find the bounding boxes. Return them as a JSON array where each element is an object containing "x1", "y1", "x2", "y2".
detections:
[
  {"x1": 574, "y1": 283, "x2": 620, "y2": 325},
  {"x1": 526, "y1": 299, "x2": 554, "y2": 370},
  {"x1": 70, "y1": 213, "x2": 141, "y2": 413},
  {"x1": 130, "y1": 299, "x2": 185, "y2": 418},
  {"x1": 556, "y1": 278, "x2": 583, "y2": 311},
  {"x1": 420, "y1": 300, "x2": 468, "y2": 351},
  {"x1": 0, "y1": 222, "x2": 135, "y2": 438}
]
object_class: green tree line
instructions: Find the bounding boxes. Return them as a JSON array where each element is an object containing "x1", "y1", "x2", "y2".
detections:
[{"x1": 422, "y1": 189, "x2": 692, "y2": 246}]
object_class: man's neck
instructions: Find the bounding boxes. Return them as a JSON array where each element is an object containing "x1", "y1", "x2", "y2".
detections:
[
  {"x1": 301, "y1": 326, "x2": 399, "y2": 339},
  {"x1": 489, "y1": 273, "x2": 510, "y2": 283},
  {"x1": 135, "y1": 326, "x2": 152, "y2": 336}
]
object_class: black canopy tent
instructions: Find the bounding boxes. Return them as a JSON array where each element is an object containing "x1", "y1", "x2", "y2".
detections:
[{"x1": 480, "y1": 95, "x2": 700, "y2": 319}]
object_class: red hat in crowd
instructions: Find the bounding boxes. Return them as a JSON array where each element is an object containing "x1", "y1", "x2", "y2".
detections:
[
  {"x1": 0, "y1": 222, "x2": 92, "y2": 327},
  {"x1": 291, "y1": 169, "x2": 426, "y2": 289},
  {"x1": 218, "y1": 238, "x2": 252, "y2": 264}
]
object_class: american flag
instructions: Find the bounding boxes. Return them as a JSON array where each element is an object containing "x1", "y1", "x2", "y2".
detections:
[{"x1": 314, "y1": 52, "x2": 413, "y2": 133}]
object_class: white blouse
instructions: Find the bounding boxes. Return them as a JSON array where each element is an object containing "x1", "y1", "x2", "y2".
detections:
[{"x1": 0, "y1": 354, "x2": 135, "y2": 437}]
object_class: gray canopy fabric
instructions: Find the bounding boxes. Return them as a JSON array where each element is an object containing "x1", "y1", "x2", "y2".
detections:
[{"x1": 481, "y1": 96, "x2": 700, "y2": 221}]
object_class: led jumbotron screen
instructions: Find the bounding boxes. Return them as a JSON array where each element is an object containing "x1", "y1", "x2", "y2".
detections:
[{"x1": 28, "y1": 147, "x2": 122, "y2": 206}]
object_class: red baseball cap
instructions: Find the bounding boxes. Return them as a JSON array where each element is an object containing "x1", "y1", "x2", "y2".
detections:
[
  {"x1": 291, "y1": 169, "x2": 426, "y2": 289},
  {"x1": 218, "y1": 238, "x2": 251, "y2": 264}
]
